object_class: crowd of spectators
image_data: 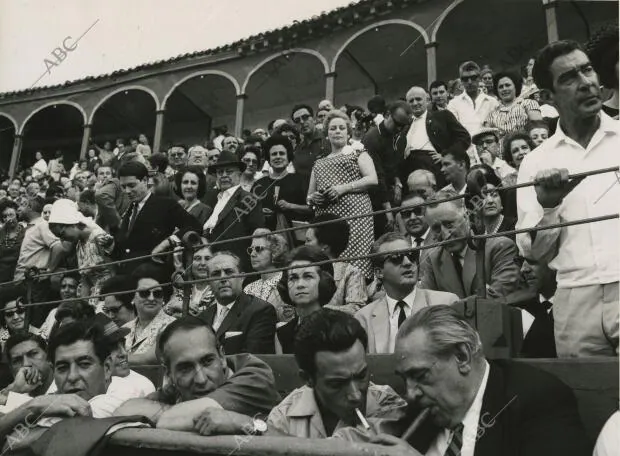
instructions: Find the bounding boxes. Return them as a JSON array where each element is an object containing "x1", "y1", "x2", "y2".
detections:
[{"x1": 0, "y1": 28, "x2": 618, "y2": 456}]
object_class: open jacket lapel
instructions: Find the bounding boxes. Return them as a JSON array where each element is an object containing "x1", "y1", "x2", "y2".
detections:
[
  {"x1": 475, "y1": 363, "x2": 513, "y2": 456},
  {"x1": 437, "y1": 249, "x2": 466, "y2": 297},
  {"x1": 216, "y1": 295, "x2": 244, "y2": 337},
  {"x1": 214, "y1": 188, "x2": 242, "y2": 229},
  {"x1": 463, "y1": 248, "x2": 477, "y2": 297},
  {"x1": 370, "y1": 298, "x2": 391, "y2": 353}
]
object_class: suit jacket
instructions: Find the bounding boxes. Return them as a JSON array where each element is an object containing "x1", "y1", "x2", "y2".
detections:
[
  {"x1": 205, "y1": 187, "x2": 265, "y2": 270},
  {"x1": 113, "y1": 194, "x2": 202, "y2": 265},
  {"x1": 395, "y1": 109, "x2": 471, "y2": 157},
  {"x1": 408, "y1": 361, "x2": 590, "y2": 456},
  {"x1": 95, "y1": 178, "x2": 130, "y2": 233},
  {"x1": 199, "y1": 292, "x2": 277, "y2": 354},
  {"x1": 419, "y1": 237, "x2": 520, "y2": 299},
  {"x1": 355, "y1": 288, "x2": 460, "y2": 354}
]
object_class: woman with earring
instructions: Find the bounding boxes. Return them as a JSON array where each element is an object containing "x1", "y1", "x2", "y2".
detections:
[
  {"x1": 307, "y1": 110, "x2": 378, "y2": 280},
  {"x1": 124, "y1": 265, "x2": 175, "y2": 365},
  {"x1": 275, "y1": 246, "x2": 336, "y2": 354}
]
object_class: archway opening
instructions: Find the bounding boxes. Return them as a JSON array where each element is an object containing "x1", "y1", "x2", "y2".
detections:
[
  {"x1": 20, "y1": 104, "x2": 84, "y2": 171},
  {"x1": 163, "y1": 74, "x2": 237, "y2": 149},
  {"x1": 0, "y1": 116, "x2": 16, "y2": 176},
  {"x1": 91, "y1": 89, "x2": 156, "y2": 153},
  {"x1": 244, "y1": 52, "x2": 326, "y2": 131},
  {"x1": 334, "y1": 23, "x2": 426, "y2": 108}
]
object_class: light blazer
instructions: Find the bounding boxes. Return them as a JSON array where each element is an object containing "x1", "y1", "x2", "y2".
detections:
[
  {"x1": 419, "y1": 236, "x2": 520, "y2": 299},
  {"x1": 355, "y1": 288, "x2": 460, "y2": 354}
]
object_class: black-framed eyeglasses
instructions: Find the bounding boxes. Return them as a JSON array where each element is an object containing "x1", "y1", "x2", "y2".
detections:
[
  {"x1": 384, "y1": 251, "x2": 419, "y2": 265},
  {"x1": 400, "y1": 206, "x2": 425, "y2": 218},
  {"x1": 293, "y1": 114, "x2": 311, "y2": 124},
  {"x1": 137, "y1": 289, "x2": 164, "y2": 300},
  {"x1": 247, "y1": 245, "x2": 268, "y2": 255}
]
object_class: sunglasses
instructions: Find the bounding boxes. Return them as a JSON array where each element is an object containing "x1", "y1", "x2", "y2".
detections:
[
  {"x1": 384, "y1": 251, "x2": 419, "y2": 265},
  {"x1": 400, "y1": 206, "x2": 425, "y2": 218},
  {"x1": 247, "y1": 245, "x2": 268, "y2": 255},
  {"x1": 293, "y1": 114, "x2": 311, "y2": 124},
  {"x1": 461, "y1": 75, "x2": 480, "y2": 82},
  {"x1": 137, "y1": 289, "x2": 164, "y2": 300},
  {"x1": 5, "y1": 309, "x2": 25, "y2": 318},
  {"x1": 103, "y1": 305, "x2": 122, "y2": 315},
  {"x1": 242, "y1": 158, "x2": 259, "y2": 164}
]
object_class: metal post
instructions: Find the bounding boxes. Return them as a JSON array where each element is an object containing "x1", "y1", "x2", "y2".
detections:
[{"x1": 23, "y1": 267, "x2": 39, "y2": 329}]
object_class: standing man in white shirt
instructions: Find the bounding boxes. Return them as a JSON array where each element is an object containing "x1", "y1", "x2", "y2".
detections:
[
  {"x1": 355, "y1": 233, "x2": 458, "y2": 354},
  {"x1": 516, "y1": 40, "x2": 619, "y2": 358},
  {"x1": 448, "y1": 61, "x2": 499, "y2": 166}
]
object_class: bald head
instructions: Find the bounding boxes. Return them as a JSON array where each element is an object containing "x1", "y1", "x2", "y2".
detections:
[{"x1": 405, "y1": 86, "x2": 429, "y2": 117}]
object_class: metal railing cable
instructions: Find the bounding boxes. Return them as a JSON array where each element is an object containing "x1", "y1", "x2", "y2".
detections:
[
  {"x1": 0, "y1": 165, "x2": 616, "y2": 287},
  {"x1": 3, "y1": 212, "x2": 616, "y2": 312}
]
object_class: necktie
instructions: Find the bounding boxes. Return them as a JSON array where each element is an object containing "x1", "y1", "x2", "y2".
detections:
[
  {"x1": 396, "y1": 301, "x2": 407, "y2": 328},
  {"x1": 444, "y1": 423, "x2": 464, "y2": 456},
  {"x1": 451, "y1": 252, "x2": 466, "y2": 293},
  {"x1": 414, "y1": 237, "x2": 424, "y2": 248},
  {"x1": 127, "y1": 202, "x2": 139, "y2": 234}
]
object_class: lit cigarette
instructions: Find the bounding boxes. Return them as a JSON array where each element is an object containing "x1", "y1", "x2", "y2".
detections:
[{"x1": 355, "y1": 408, "x2": 371, "y2": 431}]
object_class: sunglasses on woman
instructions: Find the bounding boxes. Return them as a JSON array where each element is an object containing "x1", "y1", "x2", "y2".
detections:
[
  {"x1": 247, "y1": 245, "x2": 268, "y2": 255},
  {"x1": 137, "y1": 289, "x2": 164, "y2": 300},
  {"x1": 5, "y1": 309, "x2": 25, "y2": 318}
]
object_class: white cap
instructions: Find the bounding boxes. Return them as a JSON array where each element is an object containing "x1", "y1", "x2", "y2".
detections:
[{"x1": 48, "y1": 199, "x2": 88, "y2": 225}]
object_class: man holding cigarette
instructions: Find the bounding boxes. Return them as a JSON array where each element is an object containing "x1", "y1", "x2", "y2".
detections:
[
  {"x1": 370, "y1": 306, "x2": 589, "y2": 456},
  {"x1": 267, "y1": 309, "x2": 408, "y2": 439}
]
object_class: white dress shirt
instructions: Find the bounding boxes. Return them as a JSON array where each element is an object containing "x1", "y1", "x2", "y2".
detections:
[
  {"x1": 212, "y1": 301, "x2": 235, "y2": 331},
  {"x1": 410, "y1": 228, "x2": 430, "y2": 248},
  {"x1": 385, "y1": 288, "x2": 417, "y2": 353},
  {"x1": 516, "y1": 112, "x2": 619, "y2": 288},
  {"x1": 448, "y1": 92, "x2": 499, "y2": 135},
  {"x1": 405, "y1": 110, "x2": 436, "y2": 156},
  {"x1": 426, "y1": 361, "x2": 490, "y2": 456},
  {"x1": 203, "y1": 185, "x2": 240, "y2": 232},
  {"x1": 491, "y1": 157, "x2": 516, "y2": 180}
]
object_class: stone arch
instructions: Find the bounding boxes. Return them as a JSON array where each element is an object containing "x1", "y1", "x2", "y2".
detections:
[
  {"x1": 430, "y1": 0, "x2": 465, "y2": 43},
  {"x1": 162, "y1": 70, "x2": 241, "y2": 108},
  {"x1": 19, "y1": 100, "x2": 86, "y2": 135},
  {"x1": 89, "y1": 85, "x2": 160, "y2": 124}
]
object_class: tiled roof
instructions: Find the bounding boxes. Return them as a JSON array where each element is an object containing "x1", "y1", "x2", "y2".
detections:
[{"x1": 0, "y1": 0, "x2": 426, "y2": 100}]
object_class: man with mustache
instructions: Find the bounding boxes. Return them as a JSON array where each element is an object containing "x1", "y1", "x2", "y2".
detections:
[
  {"x1": 516, "y1": 40, "x2": 619, "y2": 357},
  {"x1": 355, "y1": 233, "x2": 459, "y2": 353}
]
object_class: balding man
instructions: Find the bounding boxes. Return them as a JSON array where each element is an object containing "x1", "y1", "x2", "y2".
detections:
[
  {"x1": 370, "y1": 305, "x2": 590, "y2": 456},
  {"x1": 396, "y1": 86, "x2": 471, "y2": 188},
  {"x1": 406, "y1": 169, "x2": 437, "y2": 198}
]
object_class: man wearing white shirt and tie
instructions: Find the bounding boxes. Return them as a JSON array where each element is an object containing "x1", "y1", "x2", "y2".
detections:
[{"x1": 355, "y1": 232, "x2": 459, "y2": 354}]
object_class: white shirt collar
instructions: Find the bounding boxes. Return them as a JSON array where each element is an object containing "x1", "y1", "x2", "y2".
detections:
[
  {"x1": 552, "y1": 111, "x2": 617, "y2": 149},
  {"x1": 385, "y1": 287, "x2": 417, "y2": 317},
  {"x1": 413, "y1": 109, "x2": 428, "y2": 122},
  {"x1": 460, "y1": 360, "x2": 490, "y2": 442},
  {"x1": 219, "y1": 184, "x2": 240, "y2": 199}
]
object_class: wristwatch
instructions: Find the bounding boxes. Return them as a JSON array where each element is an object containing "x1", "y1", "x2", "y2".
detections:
[{"x1": 250, "y1": 418, "x2": 267, "y2": 435}]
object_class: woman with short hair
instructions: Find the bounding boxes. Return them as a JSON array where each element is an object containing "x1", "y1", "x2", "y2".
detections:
[{"x1": 174, "y1": 165, "x2": 212, "y2": 225}]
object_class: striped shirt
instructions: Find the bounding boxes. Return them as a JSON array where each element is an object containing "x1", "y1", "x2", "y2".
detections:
[{"x1": 485, "y1": 99, "x2": 541, "y2": 137}]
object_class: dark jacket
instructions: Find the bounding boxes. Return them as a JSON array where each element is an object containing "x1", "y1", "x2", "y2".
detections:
[
  {"x1": 409, "y1": 360, "x2": 590, "y2": 456},
  {"x1": 113, "y1": 194, "x2": 202, "y2": 266},
  {"x1": 199, "y1": 293, "x2": 277, "y2": 354},
  {"x1": 362, "y1": 121, "x2": 399, "y2": 205},
  {"x1": 94, "y1": 178, "x2": 130, "y2": 233},
  {"x1": 204, "y1": 187, "x2": 265, "y2": 270}
]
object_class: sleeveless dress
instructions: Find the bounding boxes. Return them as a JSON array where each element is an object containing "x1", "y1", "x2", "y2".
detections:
[{"x1": 312, "y1": 148, "x2": 373, "y2": 278}]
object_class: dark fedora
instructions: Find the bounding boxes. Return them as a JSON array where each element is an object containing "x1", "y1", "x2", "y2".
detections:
[
  {"x1": 91, "y1": 313, "x2": 130, "y2": 344},
  {"x1": 208, "y1": 150, "x2": 246, "y2": 175}
]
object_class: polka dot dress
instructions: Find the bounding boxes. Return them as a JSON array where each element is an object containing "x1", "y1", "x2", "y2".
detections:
[{"x1": 313, "y1": 149, "x2": 374, "y2": 279}]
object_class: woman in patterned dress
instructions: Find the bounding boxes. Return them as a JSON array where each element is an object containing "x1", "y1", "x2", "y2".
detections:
[{"x1": 307, "y1": 110, "x2": 378, "y2": 279}]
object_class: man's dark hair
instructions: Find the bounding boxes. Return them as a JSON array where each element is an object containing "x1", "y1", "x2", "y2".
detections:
[
  {"x1": 387, "y1": 100, "x2": 413, "y2": 116},
  {"x1": 370, "y1": 232, "x2": 413, "y2": 268},
  {"x1": 48, "y1": 320, "x2": 111, "y2": 365},
  {"x1": 156, "y1": 316, "x2": 220, "y2": 367},
  {"x1": 309, "y1": 213, "x2": 350, "y2": 257},
  {"x1": 78, "y1": 188, "x2": 96, "y2": 206},
  {"x1": 429, "y1": 80, "x2": 448, "y2": 92},
  {"x1": 291, "y1": 104, "x2": 314, "y2": 119},
  {"x1": 492, "y1": 71, "x2": 522, "y2": 99},
  {"x1": 263, "y1": 135, "x2": 294, "y2": 162},
  {"x1": 174, "y1": 165, "x2": 207, "y2": 199},
  {"x1": 367, "y1": 95, "x2": 386, "y2": 115},
  {"x1": 294, "y1": 309, "x2": 368, "y2": 379},
  {"x1": 100, "y1": 275, "x2": 135, "y2": 311},
  {"x1": 55, "y1": 300, "x2": 96, "y2": 324},
  {"x1": 5, "y1": 333, "x2": 47, "y2": 361},
  {"x1": 60, "y1": 271, "x2": 80, "y2": 285},
  {"x1": 132, "y1": 262, "x2": 174, "y2": 302},
  {"x1": 533, "y1": 40, "x2": 584, "y2": 92},
  {"x1": 149, "y1": 153, "x2": 169, "y2": 173},
  {"x1": 445, "y1": 145, "x2": 471, "y2": 172},
  {"x1": 117, "y1": 161, "x2": 149, "y2": 180}
]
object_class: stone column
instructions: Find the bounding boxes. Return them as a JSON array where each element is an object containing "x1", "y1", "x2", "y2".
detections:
[
  {"x1": 325, "y1": 72, "x2": 337, "y2": 104},
  {"x1": 153, "y1": 109, "x2": 165, "y2": 154},
  {"x1": 425, "y1": 42, "x2": 438, "y2": 88},
  {"x1": 8, "y1": 134, "x2": 22, "y2": 179},
  {"x1": 79, "y1": 123, "x2": 92, "y2": 160},
  {"x1": 543, "y1": 0, "x2": 559, "y2": 43},
  {"x1": 235, "y1": 94, "x2": 246, "y2": 138}
]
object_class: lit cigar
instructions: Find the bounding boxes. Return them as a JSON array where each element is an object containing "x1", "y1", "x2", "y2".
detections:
[
  {"x1": 355, "y1": 408, "x2": 371, "y2": 431},
  {"x1": 401, "y1": 408, "x2": 430, "y2": 440}
]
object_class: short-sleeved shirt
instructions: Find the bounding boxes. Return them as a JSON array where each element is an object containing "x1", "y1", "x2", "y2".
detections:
[{"x1": 268, "y1": 383, "x2": 407, "y2": 439}]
